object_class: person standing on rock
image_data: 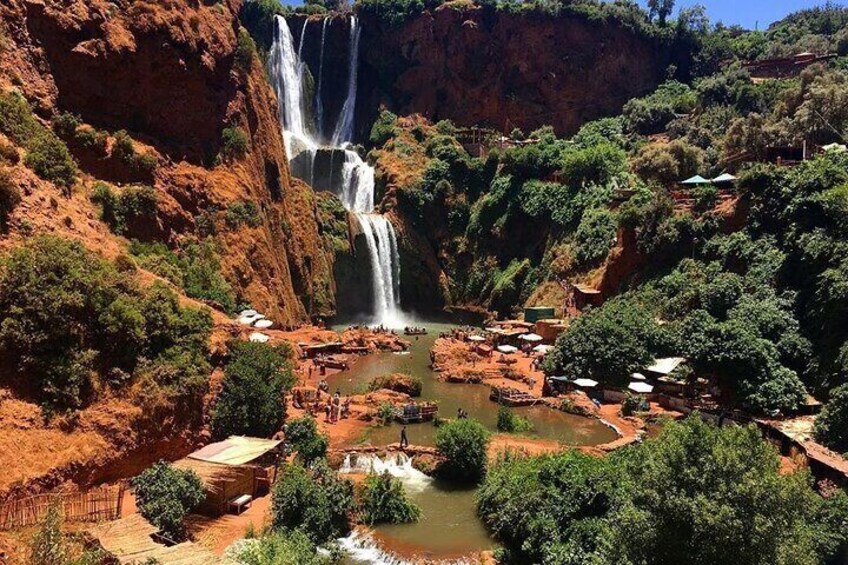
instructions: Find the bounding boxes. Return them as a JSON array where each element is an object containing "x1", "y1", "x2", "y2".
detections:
[{"x1": 400, "y1": 425, "x2": 409, "y2": 449}]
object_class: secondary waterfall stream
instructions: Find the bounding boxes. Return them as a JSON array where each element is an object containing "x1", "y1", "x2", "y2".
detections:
[{"x1": 270, "y1": 15, "x2": 403, "y2": 326}]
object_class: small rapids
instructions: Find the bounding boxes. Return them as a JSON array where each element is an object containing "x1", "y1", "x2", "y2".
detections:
[{"x1": 339, "y1": 452, "x2": 431, "y2": 492}]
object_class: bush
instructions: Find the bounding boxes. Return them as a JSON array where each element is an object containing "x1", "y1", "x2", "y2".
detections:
[
  {"x1": 230, "y1": 530, "x2": 329, "y2": 565},
  {"x1": 0, "y1": 236, "x2": 212, "y2": 410},
  {"x1": 368, "y1": 373, "x2": 422, "y2": 396},
  {"x1": 225, "y1": 200, "x2": 261, "y2": 229},
  {"x1": 90, "y1": 182, "x2": 158, "y2": 235},
  {"x1": 358, "y1": 471, "x2": 421, "y2": 525},
  {"x1": 496, "y1": 406, "x2": 534, "y2": 434},
  {"x1": 181, "y1": 239, "x2": 237, "y2": 312},
  {"x1": 24, "y1": 132, "x2": 78, "y2": 189},
  {"x1": 212, "y1": 341, "x2": 294, "y2": 439},
  {"x1": 435, "y1": 418, "x2": 490, "y2": 482},
  {"x1": 235, "y1": 28, "x2": 257, "y2": 71},
  {"x1": 285, "y1": 416, "x2": 329, "y2": 464},
  {"x1": 814, "y1": 383, "x2": 848, "y2": 453},
  {"x1": 0, "y1": 167, "x2": 20, "y2": 231},
  {"x1": 221, "y1": 126, "x2": 249, "y2": 159},
  {"x1": 574, "y1": 207, "x2": 618, "y2": 266},
  {"x1": 131, "y1": 461, "x2": 204, "y2": 541},
  {"x1": 377, "y1": 401, "x2": 396, "y2": 425},
  {"x1": 52, "y1": 112, "x2": 81, "y2": 138},
  {"x1": 369, "y1": 109, "x2": 398, "y2": 146},
  {"x1": 111, "y1": 130, "x2": 157, "y2": 176},
  {"x1": 271, "y1": 460, "x2": 354, "y2": 544}
]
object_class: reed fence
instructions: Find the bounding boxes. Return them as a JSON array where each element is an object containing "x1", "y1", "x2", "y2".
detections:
[{"x1": 0, "y1": 484, "x2": 125, "y2": 530}]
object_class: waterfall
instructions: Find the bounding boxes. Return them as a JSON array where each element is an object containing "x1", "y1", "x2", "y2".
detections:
[
  {"x1": 270, "y1": 15, "x2": 404, "y2": 327},
  {"x1": 332, "y1": 16, "x2": 361, "y2": 145},
  {"x1": 315, "y1": 18, "x2": 329, "y2": 140},
  {"x1": 269, "y1": 15, "x2": 316, "y2": 179},
  {"x1": 339, "y1": 452, "x2": 431, "y2": 491}
]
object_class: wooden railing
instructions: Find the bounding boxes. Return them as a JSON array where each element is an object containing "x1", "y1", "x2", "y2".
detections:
[{"x1": 0, "y1": 484, "x2": 125, "y2": 530}]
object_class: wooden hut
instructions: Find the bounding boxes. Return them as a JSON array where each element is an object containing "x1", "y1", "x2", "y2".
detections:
[{"x1": 174, "y1": 436, "x2": 282, "y2": 517}]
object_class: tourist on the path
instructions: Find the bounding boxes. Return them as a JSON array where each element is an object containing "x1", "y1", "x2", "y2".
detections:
[
  {"x1": 324, "y1": 403, "x2": 331, "y2": 422},
  {"x1": 400, "y1": 425, "x2": 409, "y2": 449}
]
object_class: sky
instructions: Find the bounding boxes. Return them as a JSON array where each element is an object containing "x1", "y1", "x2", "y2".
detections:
[{"x1": 632, "y1": 0, "x2": 846, "y2": 30}]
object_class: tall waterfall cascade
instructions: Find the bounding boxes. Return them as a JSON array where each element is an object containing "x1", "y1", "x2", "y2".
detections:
[{"x1": 270, "y1": 15, "x2": 404, "y2": 327}]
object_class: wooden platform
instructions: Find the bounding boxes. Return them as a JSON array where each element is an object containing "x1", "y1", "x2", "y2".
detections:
[
  {"x1": 89, "y1": 514, "x2": 219, "y2": 564},
  {"x1": 395, "y1": 404, "x2": 438, "y2": 424},
  {"x1": 490, "y1": 386, "x2": 537, "y2": 407}
]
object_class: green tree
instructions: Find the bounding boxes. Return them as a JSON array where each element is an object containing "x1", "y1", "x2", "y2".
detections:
[
  {"x1": 435, "y1": 418, "x2": 490, "y2": 482},
  {"x1": 358, "y1": 471, "x2": 421, "y2": 525},
  {"x1": 544, "y1": 297, "x2": 663, "y2": 387},
  {"x1": 211, "y1": 341, "x2": 294, "y2": 439},
  {"x1": 131, "y1": 461, "x2": 204, "y2": 541},
  {"x1": 271, "y1": 460, "x2": 354, "y2": 544},
  {"x1": 285, "y1": 416, "x2": 329, "y2": 464},
  {"x1": 608, "y1": 417, "x2": 848, "y2": 565},
  {"x1": 29, "y1": 503, "x2": 66, "y2": 565},
  {"x1": 814, "y1": 383, "x2": 848, "y2": 453},
  {"x1": 648, "y1": 0, "x2": 675, "y2": 25}
]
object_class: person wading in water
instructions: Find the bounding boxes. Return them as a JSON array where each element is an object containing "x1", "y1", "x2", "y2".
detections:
[{"x1": 400, "y1": 425, "x2": 409, "y2": 449}]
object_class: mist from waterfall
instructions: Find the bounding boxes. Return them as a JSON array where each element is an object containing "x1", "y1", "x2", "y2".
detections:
[{"x1": 270, "y1": 15, "x2": 404, "y2": 327}]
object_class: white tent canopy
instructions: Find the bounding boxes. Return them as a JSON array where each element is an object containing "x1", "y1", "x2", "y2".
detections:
[
  {"x1": 573, "y1": 378, "x2": 599, "y2": 388},
  {"x1": 631, "y1": 372, "x2": 647, "y2": 381},
  {"x1": 249, "y1": 332, "x2": 270, "y2": 343},
  {"x1": 712, "y1": 173, "x2": 737, "y2": 183},
  {"x1": 647, "y1": 357, "x2": 686, "y2": 375},
  {"x1": 468, "y1": 335, "x2": 486, "y2": 342},
  {"x1": 253, "y1": 319, "x2": 274, "y2": 329},
  {"x1": 533, "y1": 344, "x2": 554, "y2": 354},
  {"x1": 239, "y1": 309, "x2": 258, "y2": 318},
  {"x1": 628, "y1": 382, "x2": 654, "y2": 394},
  {"x1": 520, "y1": 333, "x2": 544, "y2": 342},
  {"x1": 497, "y1": 345, "x2": 519, "y2": 354},
  {"x1": 238, "y1": 314, "x2": 264, "y2": 325}
]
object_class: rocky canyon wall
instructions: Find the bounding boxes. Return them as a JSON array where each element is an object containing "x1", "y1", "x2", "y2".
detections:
[{"x1": 290, "y1": 6, "x2": 668, "y2": 143}]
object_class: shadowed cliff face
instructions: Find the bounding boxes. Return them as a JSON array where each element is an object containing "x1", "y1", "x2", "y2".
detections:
[{"x1": 290, "y1": 7, "x2": 666, "y2": 143}]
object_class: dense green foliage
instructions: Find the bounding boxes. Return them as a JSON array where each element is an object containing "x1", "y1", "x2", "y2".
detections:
[
  {"x1": 478, "y1": 417, "x2": 848, "y2": 564},
  {"x1": 221, "y1": 126, "x2": 250, "y2": 160},
  {"x1": 0, "y1": 91, "x2": 77, "y2": 189},
  {"x1": 131, "y1": 461, "x2": 205, "y2": 541},
  {"x1": 29, "y1": 503, "x2": 111, "y2": 565},
  {"x1": 91, "y1": 182, "x2": 158, "y2": 235},
  {"x1": 271, "y1": 460, "x2": 354, "y2": 544},
  {"x1": 495, "y1": 406, "x2": 534, "y2": 434},
  {"x1": 0, "y1": 236, "x2": 211, "y2": 411},
  {"x1": 435, "y1": 418, "x2": 490, "y2": 482},
  {"x1": 230, "y1": 530, "x2": 330, "y2": 565},
  {"x1": 285, "y1": 416, "x2": 329, "y2": 464},
  {"x1": 211, "y1": 341, "x2": 294, "y2": 439},
  {"x1": 358, "y1": 471, "x2": 421, "y2": 525},
  {"x1": 814, "y1": 383, "x2": 848, "y2": 454},
  {"x1": 130, "y1": 238, "x2": 237, "y2": 313},
  {"x1": 0, "y1": 167, "x2": 20, "y2": 231}
]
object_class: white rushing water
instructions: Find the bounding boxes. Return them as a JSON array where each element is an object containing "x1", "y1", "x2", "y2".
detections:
[
  {"x1": 332, "y1": 16, "x2": 362, "y2": 146},
  {"x1": 270, "y1": 15, "x2": 405, "y2": 327},
  {"x1": 315, "y1": 17, "x2": 329, "y2": 139},
  {"x1": 339, "y1": 452, "x2": 431, "y2": 492}
]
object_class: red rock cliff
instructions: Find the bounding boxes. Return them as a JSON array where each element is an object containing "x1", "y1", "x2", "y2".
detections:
[{"x1": 0, "y1": 0, "x2": 340, "y2": 323}]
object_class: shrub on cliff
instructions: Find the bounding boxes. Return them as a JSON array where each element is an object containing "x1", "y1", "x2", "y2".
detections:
[
  {"x1": 235, "y1": 28, "x2": 257, "y2": 71},
  {"x1": 435, "y1": 418, "x2": 490, "y2": 482},
  {"x1": 225, "y1": 200, "x2": 261, "y2": 229},
  {"x1": 24, "y1": 132, "x2": 78, "y2": 190},
  {"x1": 369, "y1": 109, "x2": 399, "y2": 146},
  {"x1": 573, "y1": 207, "x2": 618, "y2": 266},
  {"x1": 0, "y1": 167, "x2": 20, "y2": 232},
  {"x1": 286, "y1": 416, "x2": 329, "y2": 464},
  {"x1": 132, "y1": 461, "x2": 204, "y2": 541},
  {"x1": 212, "y1": 341, "x2": 294, "y2": 439},
  {"x1": 91, "y1": 182, "x2": 158, "y2": 236},
  {"x1": 356, "y1": 0, "x2": 426, "y2": 26},
  {"x1": 271, "y1": 460, "x2": 354, "y2": 544},
  {"x1": 0, "y1": 236, "x2": 212, "y2": 410},
  {"x1": 221, "y1": 126, "x2": 249, "y2": 160},
  {"x1": 358, "y1": 471, "x2": 421, "y2": 525}
]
